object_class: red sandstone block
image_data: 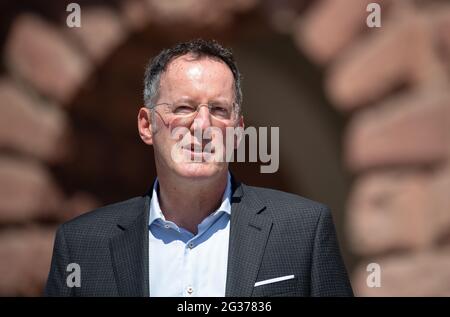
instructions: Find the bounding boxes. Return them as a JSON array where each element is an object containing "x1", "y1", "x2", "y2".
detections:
[
  {"x1": 4, "y1": 14, "x2": 91, "y2": 104},
  {"x1": 0, "y1": 226, "x2": 56, "y2": 296},
  {"x1": 347, "y1": 169, "x2": 431, "y2": 255},
  {"x1": 68, "y1": 7, "x2": 127, "y2": 63},
  {"x1": 293, "y1": 0, "x2": 381, "y2": 64},
  {"x1": 326, "y1": 4, "x2": 446, "y2": 110},
  {"x1": 0, "y1": 157, "x2": 65, "y2": 223},
  {"x1": 344, "y1": 90, "x2": 450, "y2": 172},
  {"x1": 352, "y1": 251, "x2": 450, "y2": 296},
  {"x1": 0, "y1": 78, "x2": 70, "y2": 163},
  {"x1": 347, "y1": 167, "x2": 450, "y2": 255}
]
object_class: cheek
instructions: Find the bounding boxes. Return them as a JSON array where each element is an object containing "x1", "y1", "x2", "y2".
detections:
[
  {"x1": 154, "y1": 125, "x2": 188, "y2": 154},
  {"x1": 152, "y1": 127, "x2": 173, "y2": 151}
]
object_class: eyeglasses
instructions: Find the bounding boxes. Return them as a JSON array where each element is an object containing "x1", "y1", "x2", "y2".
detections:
[{"x1": 151, "y1": 101, "x2": 239, "y2": 126}]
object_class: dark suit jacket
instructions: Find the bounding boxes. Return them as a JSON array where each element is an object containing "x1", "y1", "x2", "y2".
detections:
[{"x1": 44, "y1": 177, "x2": 353, "y2": 297}]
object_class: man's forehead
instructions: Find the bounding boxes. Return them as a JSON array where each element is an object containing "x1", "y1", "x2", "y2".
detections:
[{"x1": 164, "y1": 54, "x2": 233, "y2": 78}]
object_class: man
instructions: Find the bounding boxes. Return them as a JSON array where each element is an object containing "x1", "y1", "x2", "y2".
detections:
[{"x1": 45, "y1": 39, "x2": 353, "y2": 297}]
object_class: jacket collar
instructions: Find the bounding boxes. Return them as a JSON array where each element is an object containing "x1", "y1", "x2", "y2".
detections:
[{"x1": 110, "y1": 172, "x2": 271, "y2": 297}]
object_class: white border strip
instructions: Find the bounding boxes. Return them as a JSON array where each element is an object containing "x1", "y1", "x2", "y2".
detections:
[{"x1": 254, "y1": 275, "x2": 295, "y2": 287}]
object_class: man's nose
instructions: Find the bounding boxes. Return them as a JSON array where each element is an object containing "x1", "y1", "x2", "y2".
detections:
[{"x1": 192, "y1": 105, "x2": 212, "y2": 131}]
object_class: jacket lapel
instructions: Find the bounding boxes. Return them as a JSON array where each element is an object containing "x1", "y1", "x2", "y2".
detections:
[
  {"x1": 108, "y1": 175, "x2": 271, "y2": 297},
  {"x1": 109, "y1": 193, "x2": 151, "y2": 297},
  {"x1": 225, "y1": 177, "x2": 273, "y2": 297}
]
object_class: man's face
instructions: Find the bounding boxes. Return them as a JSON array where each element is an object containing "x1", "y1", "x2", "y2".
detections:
[{"x1": 148, "y1": 54, "x2": 243, "y2": 180}]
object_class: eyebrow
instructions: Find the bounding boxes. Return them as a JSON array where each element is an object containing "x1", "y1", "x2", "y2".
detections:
[{"x1": 174, "y1": 96, "x2": 229, "y2": 104}]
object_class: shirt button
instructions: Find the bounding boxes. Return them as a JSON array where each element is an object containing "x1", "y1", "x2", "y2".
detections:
[
  {"x1": 186, "y1": 286, "x2": 194, "y2": 295},
  {"x1": 164, "y1": 224, "x2": 170, "y2": 229},
  {"x1": 188, "y1": 242, "x2": 194, "y2": 249}
]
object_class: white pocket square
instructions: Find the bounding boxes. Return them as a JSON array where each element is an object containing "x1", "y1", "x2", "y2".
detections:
[{"x1": 254, "y1": 275, "x2": 295, "y2": 287}]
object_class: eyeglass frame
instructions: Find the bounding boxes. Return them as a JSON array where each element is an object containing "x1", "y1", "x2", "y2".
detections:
[{"x1": 148, "y1": 100, "x2": 241, "y2": 126}]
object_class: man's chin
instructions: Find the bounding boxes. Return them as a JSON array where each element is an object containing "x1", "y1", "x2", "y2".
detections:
[{"x1": 173, "y1": 162, "x2": 225, "y2": 180}]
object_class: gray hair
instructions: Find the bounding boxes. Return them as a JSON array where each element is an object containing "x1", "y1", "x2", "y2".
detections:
[{"x1": 143, "y1": 39, "x2": 243, "y2": 114}]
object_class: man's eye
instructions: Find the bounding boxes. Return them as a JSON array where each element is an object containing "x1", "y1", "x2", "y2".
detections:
[
  {"x1": 210, "y1": 106, "x2": 229, "y2": 117},
  {"x1": 173, "y1": 105, "x2": 195, "y2": 114}
]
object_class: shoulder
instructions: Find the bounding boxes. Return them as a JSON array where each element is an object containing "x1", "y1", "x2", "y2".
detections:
[
  {"x1": 58, "y1": 195, "x2": 147, "y2": 237},
  {"x1": 241, "y1": 183, "x2": 330, "y2": 223}
]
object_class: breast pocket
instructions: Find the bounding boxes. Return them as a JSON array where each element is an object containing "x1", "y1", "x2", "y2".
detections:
[{"x1": 252, "y1": 275, "x2": 298, "y2": 297}]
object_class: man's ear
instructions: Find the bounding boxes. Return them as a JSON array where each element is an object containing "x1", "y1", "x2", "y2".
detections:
[{"x1": 138, "y1": 107, "x2": 153, "y2": 145}]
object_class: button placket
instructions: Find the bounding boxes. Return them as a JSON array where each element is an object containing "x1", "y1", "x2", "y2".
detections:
[{"x1": 183, "y1": 238, "x2": 195, "y2": 297}]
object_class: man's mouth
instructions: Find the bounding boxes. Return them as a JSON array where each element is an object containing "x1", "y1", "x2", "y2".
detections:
[{"x1": 182, "y1": 143, "x2": 215, "y2": 154}]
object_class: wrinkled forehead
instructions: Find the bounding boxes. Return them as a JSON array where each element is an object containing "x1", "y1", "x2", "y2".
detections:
[
  {"x1": 165, "y1": 53, "x2": 233, "y2": 77},
  {"x1": 159, "y1": 54, "x2": 235, "y2": 97}
]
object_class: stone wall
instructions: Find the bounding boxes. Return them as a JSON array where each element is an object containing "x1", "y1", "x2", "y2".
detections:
[
  {"x1": 294, "y1": 0, "x2": 450, "y2": 296},
  {"x1": 0, "y1": 0, "x2": 449, "y2": 296}
]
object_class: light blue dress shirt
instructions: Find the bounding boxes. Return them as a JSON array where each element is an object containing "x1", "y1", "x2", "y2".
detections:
[{"x1": 148, "y1": 173, "x2": 232, "y2": 297}]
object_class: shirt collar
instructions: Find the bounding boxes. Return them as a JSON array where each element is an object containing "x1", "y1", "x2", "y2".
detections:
[{"x1": 149, "y1": 171, "x2": 232, "y2": 226}]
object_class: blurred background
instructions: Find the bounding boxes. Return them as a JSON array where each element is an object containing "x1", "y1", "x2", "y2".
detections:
[{"x1": 0, "y1": 0, "x2": 449, "y2": 296}]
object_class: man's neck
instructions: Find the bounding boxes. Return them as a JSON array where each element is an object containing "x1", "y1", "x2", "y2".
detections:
[{"x1": 156, "y1": 170, "x2": 229, "y2": 235}]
